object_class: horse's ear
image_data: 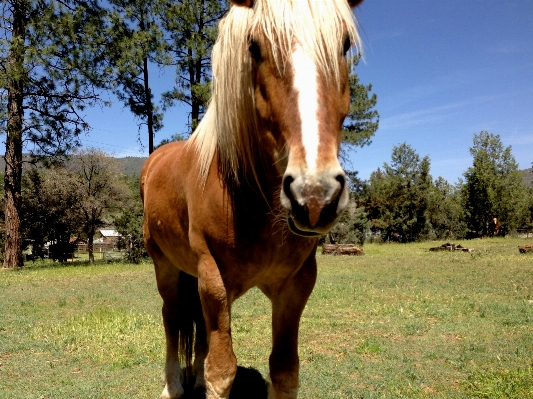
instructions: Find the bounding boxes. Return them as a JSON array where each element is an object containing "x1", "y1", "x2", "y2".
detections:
[
  {"x1": 231, "y1": 0, "x2": 253, "y2": 7},
  {"x1": 348, "y1": 0, "x2": 363, "y2": 7}
]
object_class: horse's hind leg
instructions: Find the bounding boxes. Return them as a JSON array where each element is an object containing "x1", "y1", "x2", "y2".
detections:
[
  {"x1": 193, "y1": 309, "x2": 208, "y2": 390},
  {"x1": 155, "y1": 263, "x2": 185, "y2": 399},
  {"x1": 154, "y1": 257, "x2": 203, "y2": 399},
  {"x1": 266, "y1": 256, "x2": 317, "y2": 399},
  {"x1": 160, "y1": 300, "x2": 185, "y2": 399}
]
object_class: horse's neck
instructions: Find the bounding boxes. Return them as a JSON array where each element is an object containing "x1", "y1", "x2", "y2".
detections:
[
  {"x1": 231, "y1": 162, "x2": 280, "y2": 209},
  {"x1": 217, "y1": 120, "x2": 287, "y2": 231},
  {"x1": 222, "y1": 148, "x2": 281, "y2": 230}
]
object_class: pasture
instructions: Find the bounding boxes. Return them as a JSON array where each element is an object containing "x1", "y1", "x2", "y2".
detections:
[{"x1": 1, "y1": 237, "x2": 533, "y2": 398}]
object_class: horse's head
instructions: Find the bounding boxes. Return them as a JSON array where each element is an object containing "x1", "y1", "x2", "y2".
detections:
[{"x1": 233, "y1": 0, "x2": 363, "y2": 237}]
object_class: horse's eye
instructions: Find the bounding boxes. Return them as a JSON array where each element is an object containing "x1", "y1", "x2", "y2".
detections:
[
  {"x1": 249, "y1": 40, "x2": 261, "y2": 61},
  {"x1": 343, "y1": 36, "x2": 351, "y2": 55}
]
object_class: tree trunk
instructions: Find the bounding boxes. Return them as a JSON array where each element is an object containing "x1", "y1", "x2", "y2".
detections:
[
  {"x1": 3, "y1": 0, "x2": 26, "y2": 268},
  {"x1": 143, "y1": 56, "x2": 154, "y2": 154},
  {"x1": 87, "y1": 229, "x2": 95, "y2": 264},
  {"x1": 188, "y1": 46, "x2": 199, "y2": 133},
  {"x1": 139, "y1": 12, "x2": 154, "y2": 154},
  {"x1": 190, "y1": 6, "x2": 205, "y2": 133}
]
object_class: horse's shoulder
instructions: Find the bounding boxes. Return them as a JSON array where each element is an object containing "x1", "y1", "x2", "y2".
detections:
[
  {"x1": 141, "y1": 141, "x2": 192, "y2": 198},
  {"x1": 143, "y1": 141, "x2": 189, "y2": 174}
]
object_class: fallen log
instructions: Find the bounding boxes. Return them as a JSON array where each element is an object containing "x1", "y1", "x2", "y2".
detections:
[
  {"x1": 322, "y1": 244, "x2": 364, "y2": 256},
  {"x1": 454, "y1": 244, "x2": 475, "y2": 253},
  {"x1": 429, "y1": 243, "x2": 455, "y2": 252},
  {"x1": 429, "y1": 243, "x2": 474, "y2": 253},
  {"x1": 429, "y1": 246, "x2": 453, "y2": 252}
]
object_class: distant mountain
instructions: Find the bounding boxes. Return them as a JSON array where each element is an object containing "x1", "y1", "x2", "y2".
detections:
[
  {"x1": 0, "y1": 155, "x2": 32, "y2": 173},
  {"x1": 0, "y1": 155, "x2": 147, "y2": 176},
  {"x1": 116, "y1": 156, "x2": 147, "y2": 176}
]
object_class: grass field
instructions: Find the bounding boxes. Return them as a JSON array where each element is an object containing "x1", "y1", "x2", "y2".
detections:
[{"x1": 1, "y1": 237, "x2": 533, "y2": 398}]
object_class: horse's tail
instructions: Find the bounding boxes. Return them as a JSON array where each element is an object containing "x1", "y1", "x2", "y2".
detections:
[{"x1": 177, "y1": 270, "x2": 201, "y2": 380}]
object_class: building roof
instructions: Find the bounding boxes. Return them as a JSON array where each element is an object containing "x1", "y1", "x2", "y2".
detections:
[{"x1": 99, "y1": 229, "x2": 121, "y2": 237}]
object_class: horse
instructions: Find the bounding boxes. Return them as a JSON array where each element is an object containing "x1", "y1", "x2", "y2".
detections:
[{"x1": 141, "y1": 1, "x2": 363, "y2": 398}]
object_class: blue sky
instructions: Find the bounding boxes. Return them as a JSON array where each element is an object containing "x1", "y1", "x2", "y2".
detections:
[{"x1": 80, "y1": 0, "x2": 533, "y2": 184}]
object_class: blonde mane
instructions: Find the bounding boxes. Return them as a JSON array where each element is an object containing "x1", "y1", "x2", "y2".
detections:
[{"x1": 189, "y1": 0, "x2": 361, "y2": 186}]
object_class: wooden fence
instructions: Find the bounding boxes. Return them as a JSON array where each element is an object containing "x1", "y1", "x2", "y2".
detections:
[{"x1": 75, "y1": 243, "x2": 115, "y2": 253}]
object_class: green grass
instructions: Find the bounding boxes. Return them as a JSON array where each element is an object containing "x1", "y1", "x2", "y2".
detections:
[{"x1": 1, "y1": 238, "x2": 533, "y2": 398}]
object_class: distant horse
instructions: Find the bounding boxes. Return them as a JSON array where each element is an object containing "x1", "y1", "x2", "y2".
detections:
[{"x1": 141, "y1": 1, "x2": 363, "y2": 398}]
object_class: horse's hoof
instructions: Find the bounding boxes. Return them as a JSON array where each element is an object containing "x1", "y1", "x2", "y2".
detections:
[{"x1": 160, "y1": 384, "x2": 185, "y2": 399}]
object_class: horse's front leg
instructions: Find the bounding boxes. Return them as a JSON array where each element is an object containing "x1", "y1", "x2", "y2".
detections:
[
  {"x1": 198, "y1": 255, "x2": 237, "y2": 399},
  {"x1": 267, "y1": 257, "x2": 317, "y2": 399}
]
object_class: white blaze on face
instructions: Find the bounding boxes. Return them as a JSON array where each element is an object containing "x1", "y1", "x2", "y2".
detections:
[{"x1": 292, "y1": 44, "x2": 320, "y2": 174}]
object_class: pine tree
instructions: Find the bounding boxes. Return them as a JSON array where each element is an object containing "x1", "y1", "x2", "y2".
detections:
[
  {"x1": 108, "y1": 0, "x2": 227, "y2": 148},
  {"x1": 159, "y1": 0, "x2": 227, "y2": 134},
  {"x1": 363, "y1": 143, "x2": 433, "y2": 242},
  {"x1": 342, "y1": 55, "x2": 379, "y2": 150},
  {"x1": 463, "y1": 131, "x2": 528, "y2": 236},
  {"x1": 425, "y1": 177, "x2": 467, "y2": 239},
  {"x1": 1, "y1": 0, "x2": 109, "y2": 267},
  {"x1": 107, "y1": 0, "x2": 166, "y2": 154}
]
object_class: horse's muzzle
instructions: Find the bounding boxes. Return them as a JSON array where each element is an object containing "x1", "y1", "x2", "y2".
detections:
[{"x1": 280, "y1": 171, "x2": 349, "y2": 236}]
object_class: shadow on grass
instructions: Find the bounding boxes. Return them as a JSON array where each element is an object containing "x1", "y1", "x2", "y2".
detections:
[{"x1": 182, "y1": 366, "x2": 268, "y2": 399}]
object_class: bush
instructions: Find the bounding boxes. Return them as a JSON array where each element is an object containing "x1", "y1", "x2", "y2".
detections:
[{"x1": 326, "y1": 203, "x2": 369, "y2": 247}]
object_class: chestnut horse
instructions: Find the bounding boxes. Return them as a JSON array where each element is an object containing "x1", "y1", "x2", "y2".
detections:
[{"x1": 141, "y1": 1, "x2": 362, "y2": 398}]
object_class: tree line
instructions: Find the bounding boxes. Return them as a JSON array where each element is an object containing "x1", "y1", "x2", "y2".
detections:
[
  {"x1": 1, "y1": 0, "x2": 379, "y2": 267},
  {"x1": 1, "y1": 131, "x2": 529, "y2": 266},
  {"x1": 328, "y1": 131, "x2": 533, "y2": 245}
]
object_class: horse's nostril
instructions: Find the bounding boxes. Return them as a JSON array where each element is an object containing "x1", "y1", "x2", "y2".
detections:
[
  {"x1": 336, "y1": 174, "x2": 346, "y2": 190},
  {"x1": 282, "y1": 175, "x2": 295, "y2": 201}
]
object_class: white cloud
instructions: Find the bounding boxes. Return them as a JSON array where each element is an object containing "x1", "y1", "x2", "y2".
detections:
[{"x1": 380, "y1": 95, "x2": 497, "y2": 131}]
